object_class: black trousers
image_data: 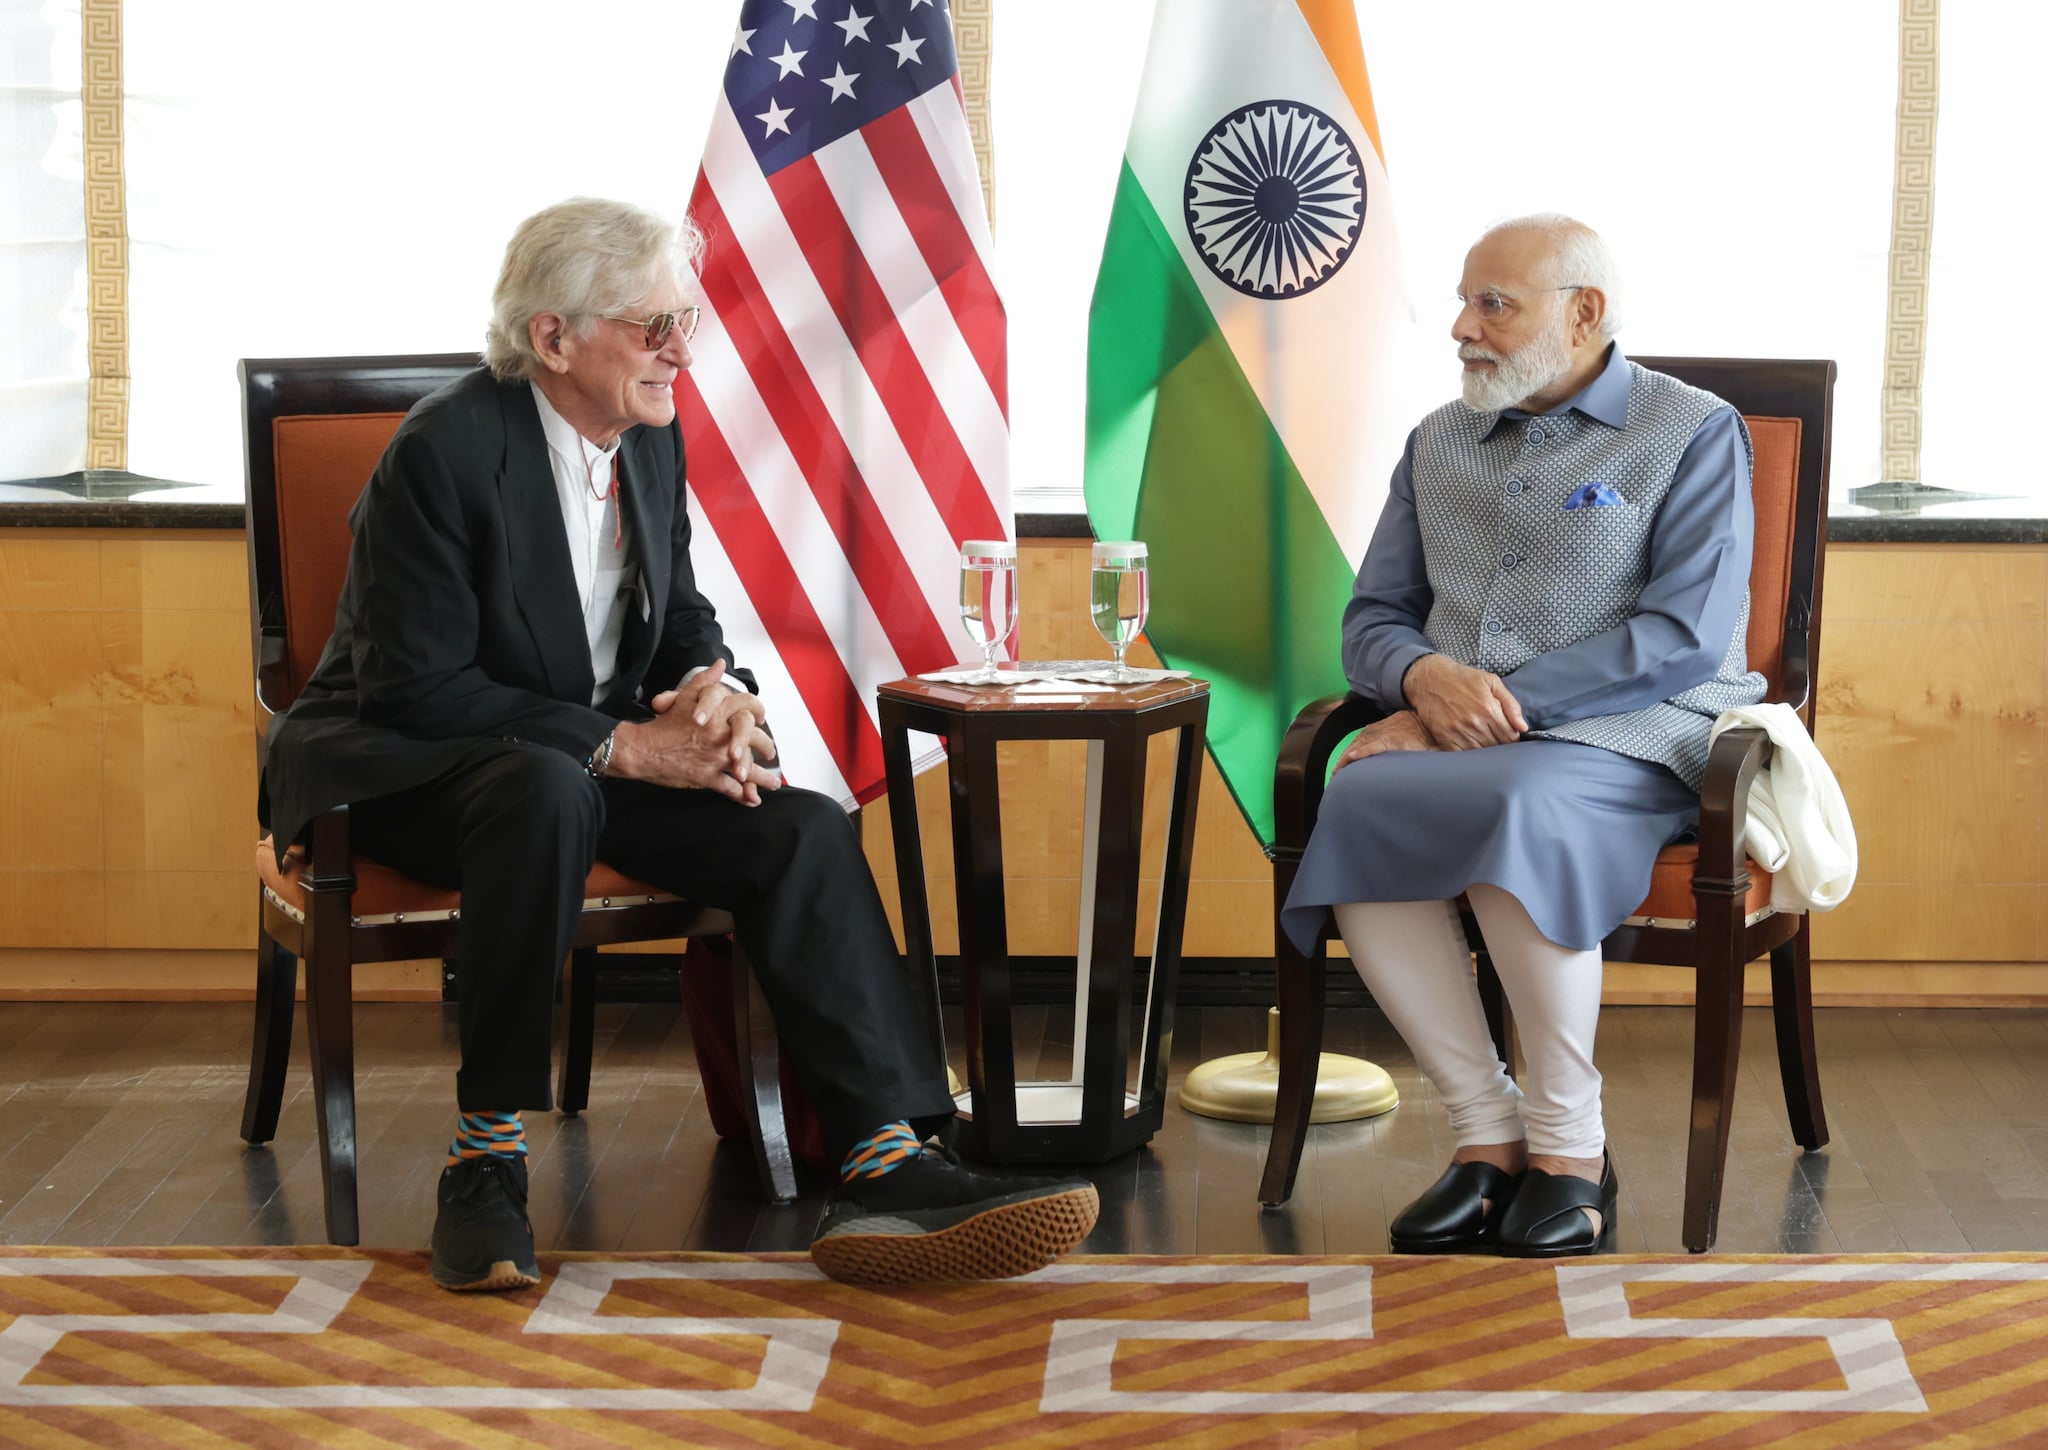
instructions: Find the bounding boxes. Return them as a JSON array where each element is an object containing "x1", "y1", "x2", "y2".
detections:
[{"x1": 349, "y1": 739, "x2": 955, "y2": 1157}]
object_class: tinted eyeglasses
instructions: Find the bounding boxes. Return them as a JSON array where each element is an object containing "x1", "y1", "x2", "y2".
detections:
[{"x1": 600, "y1": 305, "x2": 701, "y2": 350}]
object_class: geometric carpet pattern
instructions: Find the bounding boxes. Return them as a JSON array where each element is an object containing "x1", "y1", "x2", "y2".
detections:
[{"x1": 4, "y1": 1249, "x2": 2048, "y2": 1447}]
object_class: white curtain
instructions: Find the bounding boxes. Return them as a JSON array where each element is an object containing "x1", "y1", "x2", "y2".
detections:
[
  {"x1": 994, "y1": 0, "x2": 1898, "y2": 510},
  {"x1": 121, "y1": 0, "x2": 736, "y2": 487},
  {"x1": 0, "y1": 0, "x2": 86, "y2": 480}
]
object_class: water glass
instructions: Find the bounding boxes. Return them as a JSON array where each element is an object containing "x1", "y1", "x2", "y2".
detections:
[
  {"x1": 958, "y1": 539, "x2": 1018, "y2": 682},
  {"x1": 1089, "y1": 541, "x2": 1149, "y2": 681}
]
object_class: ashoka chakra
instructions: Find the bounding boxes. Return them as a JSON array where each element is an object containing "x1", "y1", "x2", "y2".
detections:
[{"x1": 1183, "y1": 99, "x2": 1366, "y2": 299}]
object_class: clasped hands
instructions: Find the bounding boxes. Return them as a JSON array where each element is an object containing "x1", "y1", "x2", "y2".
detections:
[
  {"x1": 605, "y1": 663, "x2": 782, "y2": 805},
  {"x1": 1334, "y1": 654, "x2": 1529, "y2": 772}
]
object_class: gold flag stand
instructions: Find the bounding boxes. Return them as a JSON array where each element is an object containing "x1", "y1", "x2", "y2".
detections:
[{"x1": 1178, "y1": 1006, "x2": 1398, "y2": 1124}]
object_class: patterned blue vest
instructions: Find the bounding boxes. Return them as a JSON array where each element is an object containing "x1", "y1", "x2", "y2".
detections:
[{"x1": 1406, "y1": 361, "x2": 1768, "y2": 788}]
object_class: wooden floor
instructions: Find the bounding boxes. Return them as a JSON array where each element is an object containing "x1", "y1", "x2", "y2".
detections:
[{"x1": 2, "y1": 999, "x2": 2046, "y2": 1256}]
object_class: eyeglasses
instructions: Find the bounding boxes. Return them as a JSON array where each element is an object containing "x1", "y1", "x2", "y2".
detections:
[
  {"x1": 1454, "y1": 285, "x2": 1584, "y2": 321},
  {"x1": 600, "y1": 305, "x2": 701, "y2": 350}
]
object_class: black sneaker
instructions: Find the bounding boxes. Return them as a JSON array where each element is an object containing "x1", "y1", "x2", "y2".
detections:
[
  {"x1": 430, "y1": 1155, "x2": 540, "y2": 1292},
  {"x1": 809, "y1": 1142, "x2": 1100, "y2": 1284}
]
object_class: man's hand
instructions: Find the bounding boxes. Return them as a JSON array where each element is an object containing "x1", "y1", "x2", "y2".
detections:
[
  {"x1": 616, "y1": 664, "x2": 781, "y2": 803},
  {"x1": 1401, "y1": 653, "x2": 1528, "y2": 751},
  {"x1": 1333, "y1": 710, "x2": 1440, "y2": 771}
]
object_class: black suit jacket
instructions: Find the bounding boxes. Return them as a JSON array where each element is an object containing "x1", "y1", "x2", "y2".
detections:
[{"x1": 261, "y1": 367, "x2": 752, "y2": 861}]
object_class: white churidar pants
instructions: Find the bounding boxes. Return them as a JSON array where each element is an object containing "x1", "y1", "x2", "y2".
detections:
[{"x1": 1332, "y1": 882, "x2": 1606, "y2": 1158}]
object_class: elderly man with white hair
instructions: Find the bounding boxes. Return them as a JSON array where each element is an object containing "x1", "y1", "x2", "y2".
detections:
[
  {"x1": 262, "y1": 198, "x2": 1098, "y2": 1293},
  {"x1": 1280, "y1": 214, "x2": 1766, "y2": 1257}
]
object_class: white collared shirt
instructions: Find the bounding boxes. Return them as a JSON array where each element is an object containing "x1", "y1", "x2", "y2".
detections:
[{"x1": 531, "y1": 381, "x2": 639, "y2": 705}]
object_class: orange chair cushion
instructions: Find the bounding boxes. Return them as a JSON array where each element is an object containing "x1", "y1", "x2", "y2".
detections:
[
  {"x1": 1631, "y1": 842, "x2": 1772, "y2": 924},
  {"x1": 1741, "y1": 415, "x2": 1801, "y2": 698},
  {"x1": 257, "y1": 836, "x2": 667, "y2": 919},
  {"x1": 272, "y1": 412, "x2": 410, "y2": 698}
]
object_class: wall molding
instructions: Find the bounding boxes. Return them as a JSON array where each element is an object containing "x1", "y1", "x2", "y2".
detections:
[
  {"x1": 81, "y1": 0, "x2": 128, "y2": 471},
  {"x1": 953, "y1": 0, "x2": 992, "y2": 221},
  {"x1": 1879, "y1": 0, "x2": 1939, "y2": 482}
]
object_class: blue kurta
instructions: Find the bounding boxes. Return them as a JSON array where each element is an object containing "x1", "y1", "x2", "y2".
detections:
[{"x1": 1281, "y1": 348, "x2": 1766, "y2": 952}]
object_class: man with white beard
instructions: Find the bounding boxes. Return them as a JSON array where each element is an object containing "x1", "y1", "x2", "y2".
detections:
[{"x1": 1279, "y1": 214, "x2": 1767, "y2": 1258}]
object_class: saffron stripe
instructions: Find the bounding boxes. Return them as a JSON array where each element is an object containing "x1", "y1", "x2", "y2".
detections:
[
  {"x1": 691, "y1": 180, "x2": 959, "y2": 676},
  {"x1": 765, "y1": 156, "x2": 1006, "y2": 548},
  {"x1": 859, "y1": 106, "x2": 1009, "y2": 415},
  {"x1": 675, "y1": 380, "x2": 887, "y2": 795}
]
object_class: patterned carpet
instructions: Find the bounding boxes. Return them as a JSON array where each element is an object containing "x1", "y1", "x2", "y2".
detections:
[{"x1": 4, "y1": 1249, "x2": 2047, "y2": 1447}]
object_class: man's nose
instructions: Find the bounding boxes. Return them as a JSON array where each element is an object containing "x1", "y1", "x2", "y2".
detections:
[
  {"x1": 1450, "y1": 300, "x2": 1482, "y2": 344},
  {"x1": 662, "y1": 332, "x2": 694, "y2": 370}
]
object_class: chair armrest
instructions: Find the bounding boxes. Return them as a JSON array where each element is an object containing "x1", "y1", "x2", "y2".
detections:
[
  {"x1": 1696, "y1": 725, "x2": 1774, "y2": 887},
  {"x1": 302, "y1": 806, "x2": 357, "y2": 895},
  {"x1": 255, "y1": 626, "x2": 292, "y2": 717},
  {"x1": 1271, "y1": 692, "x2": 1388, "y2": 859}
]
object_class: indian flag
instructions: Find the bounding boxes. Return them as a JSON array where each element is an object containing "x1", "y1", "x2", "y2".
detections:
[{"x1": 1084, "y1": 0, "x2": 1420, "y2": 847}]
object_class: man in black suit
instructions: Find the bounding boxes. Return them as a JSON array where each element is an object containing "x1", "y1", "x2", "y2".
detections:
[{"x1": 262, "y1": 198, "x2": 1097, "y2": 1291}]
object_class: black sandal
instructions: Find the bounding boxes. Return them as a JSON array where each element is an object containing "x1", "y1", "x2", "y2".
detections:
[
  {"x1": 1493, "y1": 1151, "x2": 1618, "y2": 1258},
  {"x1": 1388, "y1": 1161, "x2": 1524, "y2": 1253}
]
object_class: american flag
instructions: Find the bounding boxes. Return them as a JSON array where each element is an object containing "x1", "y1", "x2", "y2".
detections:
[{"x1": 677, "y1": 0, "x2": 1010, "y2": 807}]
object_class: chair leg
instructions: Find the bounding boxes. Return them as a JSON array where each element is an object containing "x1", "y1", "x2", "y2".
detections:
[
  {"x1": 557, "y1": 947, "x2": 599, "y2": 1116},
  {"x1": 1475, "y1": 949, "x2": 1516, "y2": 1080},
  {"x1": 241, "y1": 924, "x2": 298, "y2": 1146},
  {"x1": 303, "y1": 935, "x2": 360, "y2": 1246},
  {"x1": 1258, "y1": 936, "x2": 1326, "y2": 1207},
  {"x1": 732, "y1": 941, "x2": 797, "y2": 1205},
  {"x1": 1769, "y1": 919, "x2": 1829, "y2": 1151},
  {"x1": 1682, "y1": 936, "x2": 1748, "y2": 1254}
]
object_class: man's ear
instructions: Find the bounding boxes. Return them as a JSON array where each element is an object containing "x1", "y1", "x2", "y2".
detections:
[
  {"x1": 529, "y1": 313, "x2": 571, "y2": 372},
  {"x1": 1571, "y1": 287, "x2": 1608, "y2": 348}
]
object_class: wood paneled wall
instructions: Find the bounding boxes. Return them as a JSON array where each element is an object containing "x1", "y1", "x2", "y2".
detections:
[{"x1": 0, "y1": 530, "x2": 2042, "y2": 1003}]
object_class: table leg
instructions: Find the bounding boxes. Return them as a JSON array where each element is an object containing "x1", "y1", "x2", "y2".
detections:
[
  {"x1": 949, "y1": 722, "x2": 1018, "y2": 1146},
  {"x1": 1138, "y1": 712, "x2": 1205, "y2": 1116},
  {"x1": 880, "y1": 700, "x2": 947, "y2": 1075},
  {"x1": 1077, "y1": 724, "x2": 1144, "y2": 1150},
  {"x1": 1070, "y1": 739, "x2": 1104, "y2": 1089}
]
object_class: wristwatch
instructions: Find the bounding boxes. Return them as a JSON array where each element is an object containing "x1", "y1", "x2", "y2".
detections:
[{"x1": 585, "y1": 728, "x2": 618, "y2": 780}]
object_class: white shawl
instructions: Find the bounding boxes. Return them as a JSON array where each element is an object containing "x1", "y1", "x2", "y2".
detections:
[{"x1": 1707, "y1": 704, "x2": 1857, "y2": 913}]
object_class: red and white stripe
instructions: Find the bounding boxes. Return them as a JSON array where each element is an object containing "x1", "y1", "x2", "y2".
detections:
[{"x1": 678, "y1": 75, "x2": 1008, "y2": 807}]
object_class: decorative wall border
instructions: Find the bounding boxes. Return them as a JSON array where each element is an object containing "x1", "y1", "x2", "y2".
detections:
[
  {"x1": 953, "y1": 0, "x2": 992, "y2": 221},
  {"x1": 1880, "y1": 0, "x2": 1939, "y2": 483},
  {"x1": 81, "y1": 0, "x2": 128, "y2": 471}
]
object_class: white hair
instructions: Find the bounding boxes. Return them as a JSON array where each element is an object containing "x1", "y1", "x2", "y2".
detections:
[
  {"x1": 484, "y1": 198, "x2": 704, "y2": 381},
  {"x1": 1480, "y1": 212, "x2": 1623, "y2": 339}
]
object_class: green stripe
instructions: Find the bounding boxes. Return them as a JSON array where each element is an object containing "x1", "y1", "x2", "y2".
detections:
[{"x1": 1084, "y1": 161, "x2": 1357, "y2": 849}]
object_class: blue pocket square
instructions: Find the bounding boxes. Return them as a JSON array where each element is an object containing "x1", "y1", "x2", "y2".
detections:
[{"x1": 1563, "y1": 482, "x2": 1624, "y2": 510}]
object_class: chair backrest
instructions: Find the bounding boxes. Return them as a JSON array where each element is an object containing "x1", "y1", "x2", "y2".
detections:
[
  {"x1": 240, "y1": 354, "x2": 480, "y2": 713},
  {"x1": 1632, "y1": 356, "x2": 1836, "y2": 717}
]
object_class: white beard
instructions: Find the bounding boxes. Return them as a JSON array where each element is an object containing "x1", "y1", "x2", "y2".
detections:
[{"x1": 1459, "y1": 318, "x2": 1574, "y2": 413}]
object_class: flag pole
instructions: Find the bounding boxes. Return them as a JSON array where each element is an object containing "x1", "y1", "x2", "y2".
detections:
[
  {"x1": 1175, "y1": 190, "x2": 1395, "y2": 1131},
  {"x1": 1178, "y1": 1005, "x2": 1396, "y2": 1123}
]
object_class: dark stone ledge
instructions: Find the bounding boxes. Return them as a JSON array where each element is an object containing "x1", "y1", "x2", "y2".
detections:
[{"x1": 8, "y1": 498, "x2": 2046, "y2": 545}]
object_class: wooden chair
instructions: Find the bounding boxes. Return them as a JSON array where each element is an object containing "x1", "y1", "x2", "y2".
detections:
[
  {"x1": 1258, "y1": 357, "x2": 1837, "y2": 1253},
  {"x1": 237, "y1": 353, "x2": 796, "y2": 1247}
]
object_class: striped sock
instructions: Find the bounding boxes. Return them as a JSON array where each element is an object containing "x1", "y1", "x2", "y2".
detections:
[
  {"x1": 447, "y1": 1110, "x2": 526, "y2": 1165},
  {"x1": 840, "y1": 1120, "x2": 925, "y2": 1181}
]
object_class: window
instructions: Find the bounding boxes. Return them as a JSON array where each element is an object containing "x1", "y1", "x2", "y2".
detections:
[
  {"x1": 994, "y1": 0, "x2": 1898, "y2": 514},
  {"x1": 1, "y1": 0, "x2": 86, "y2": 480}
]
